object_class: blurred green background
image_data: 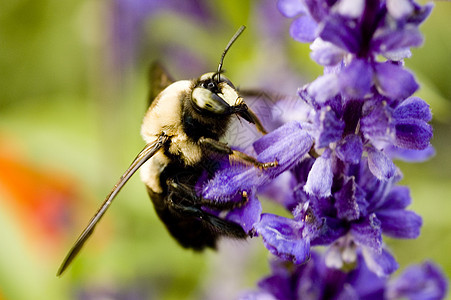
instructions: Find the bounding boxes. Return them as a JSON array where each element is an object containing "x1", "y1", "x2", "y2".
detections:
[{"x1": 1, "y1": 0, "x2": 450, "y2": 299}]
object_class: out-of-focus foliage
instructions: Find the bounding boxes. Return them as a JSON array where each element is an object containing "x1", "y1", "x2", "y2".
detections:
[{"x1": 0, "y1": 0, "x2": 450, "y2": 299}]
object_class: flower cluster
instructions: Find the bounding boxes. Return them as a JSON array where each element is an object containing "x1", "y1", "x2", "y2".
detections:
[
  {"x1": 195, "y1": 0, "x2": 447, "y2": 298},
  {"x1": 240, "y1": 251, "x2": 447, "y2": 300}
]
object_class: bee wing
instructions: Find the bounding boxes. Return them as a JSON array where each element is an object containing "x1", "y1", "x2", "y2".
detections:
[
  {"x1": 57, "y1": 134, "x2": 168, "y2": 276},
  {"x1": 148, "y1": 62, "x2": 174, "y2": 106}
]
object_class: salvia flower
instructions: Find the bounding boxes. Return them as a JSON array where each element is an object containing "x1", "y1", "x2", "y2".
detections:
[
  {"x1": 196, "y1": 0, "x2": 445, "y2": 293},
  {"x1": 289, "y1": 157, "x2": 422, "y2": 276},
  {"x1": 240, "y1": 251, "x2": 448, "y2": 300}
]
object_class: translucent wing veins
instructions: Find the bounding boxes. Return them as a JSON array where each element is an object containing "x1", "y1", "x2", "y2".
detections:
[{"x1": 57, "y1": 134, "x2": 168, "y2": 276}]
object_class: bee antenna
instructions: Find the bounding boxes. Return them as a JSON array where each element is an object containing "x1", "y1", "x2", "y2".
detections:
[{"x1": 216, "y1": 25, "x2": 246, "y2": 82}]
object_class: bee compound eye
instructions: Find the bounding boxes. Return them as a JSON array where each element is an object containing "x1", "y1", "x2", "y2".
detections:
[{"x1": 192, "y1": 87, "x2": 230, "y2": 114}]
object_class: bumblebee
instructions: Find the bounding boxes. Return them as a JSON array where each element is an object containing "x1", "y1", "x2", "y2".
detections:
[{"x1": 57, "y1": 26, "x2": 276, "y2": 276}]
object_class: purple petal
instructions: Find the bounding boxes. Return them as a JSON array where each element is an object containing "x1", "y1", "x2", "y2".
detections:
[
  {"x1": 394, "y1": 118, "x2": 433, "y2": 150},
  {"x1": 293, "y1": 199, "x2": 347, "y2": 245},
  {"x1": 394, "y1": 97, "x2": 432, "y2": 122},
  {"x1": 406, "y1": 2, "x2": 433, "y2": 25},
  {"x1": 303, "y1": 0, "x2": 329, "y2": 21},
  {"x1": 372, "y1": 28, "x2": 423, "y2": 54},
  {"x1": 292, "y1": 157, "x2": 315, "y2": 185},
  {"x1": 335, "y1": 0, "x2": 364, "y2": 18},
  {"x1": 388, "y1": 261, "x2": 448, "y2": 300},
  {"x1": 334, "y1": 176, "x2": 366, "y2": 221},
  {"x1": 336, "y1": 134, "x2": 363, "y2": 164},
  {"x1": 290, "y1": 13, "x2": 318, "y2": 43},
  {"x1": 360, "y1": 100, "x2": 394, "y2": 144},
  {"x1": 362, "y1": 248, "x2": 399, "y2": 277},
  {"x1": 367, "y1": 148, "x2": 396, "y2": 180},
  {"x1": 257, "y1": 278, "x2": 292, "y2": 300},
  {"x1": 277, "y1": 0, "x2": 307, "y2": 18},
  {"x1": 374, "y1": 62, "x2": 419, "y2": 100},
  {"x1": 254, "y1": 121, "x2": 314, "y2": 177},
  {"x1": 376, "y1": 209, "x2": 422, "y2": 239},
  {"x1": 339, "y1": 59, "x2": 373, "y2": 99},
  {"x1": 347, "y1": 254, "x2": 387, "y2": 298},
  {"x1": 307, "y1": 73, "x2": 340, "y2": 104},
  {"x1": 316, "y1": 107, "x2": 345, "y2": 148},
  {"x1": 386, "y1": 145, "x2": 435, "y2": 162},
  {"x1": 386, "y1": 0, "x2": 414, "y2": 19},
  {"x1": 257, "y1": 259, "x2": 296, "y2": 300},
  {"x1": 226, "y1": 193, "x2": 262, "y2": 234},
  {"x1": 336, "y1": 286, "x2": 359, "y2": 300},
  {"x1": 304, "y1": 150, "x2": 333, "y2": 197},
  {"x1": 350, "y1": 214, "x2": 382, "y2": 253},
  {"x1": 255, "y1": 214, "x2": 310, "y2": 264},
  {"x1": 310, "y1": 39, "x2": 346, "y2": 66},
  {"x1": 202, "y1": 165, "x2": 265, "y2": 200},
  {"x1": 319, "y1": 15, "x2": 361, "y2": 54},
  {"x1": 310, "y1": 217, "x2": 347, "y2": 246},
  {"x1": 379, "y1": 186, "x2": 411, "y2": 210}
]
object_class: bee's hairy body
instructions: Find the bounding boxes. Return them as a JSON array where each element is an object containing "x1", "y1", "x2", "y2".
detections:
[
  {"x1": 140, "y1": 76, "x2": 248, "y2": 250},
  {"x1": 141, "y1": 79, "x2": 231, "y2": 193},
  {"x1": 56, "y1": 26, "x2": 276, "y2": 276}
]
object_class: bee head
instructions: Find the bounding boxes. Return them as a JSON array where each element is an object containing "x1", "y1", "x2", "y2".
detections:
[{"x1": 191, "y1": 72, "x2": 255, "y2": 124}]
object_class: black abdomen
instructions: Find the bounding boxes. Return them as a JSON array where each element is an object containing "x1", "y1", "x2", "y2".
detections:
[{"x1": 146, "y1": 161, "x2": 246, "y2": 250}]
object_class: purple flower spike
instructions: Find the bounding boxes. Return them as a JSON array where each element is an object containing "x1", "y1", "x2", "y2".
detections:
[
  {"x1": 243, "y1": 252, "x2": 446, "y2": 300},
  {"x1": 255, "y1": 214, "x2": 310, "y2": 264},
  {"x1": 237, "y1": 0, "x2": 444, "y2": 295}
]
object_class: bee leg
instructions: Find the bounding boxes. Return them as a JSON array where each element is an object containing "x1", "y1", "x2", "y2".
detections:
[
  {"x1": 198, "y1": 137, "x2": 278, "y2": 170},
  {"x1": 165, "y1": 179, "x2": 247, "y2": 239},
  {"x1": 198, "y1": 137, "x2": 233, "y2": 155},
  {"x1": 229, "y1": 150, "x2": 278, "y2": 170},
  {"x1": 166, "y1": 178, "x2": 249, "y2": 210}
]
